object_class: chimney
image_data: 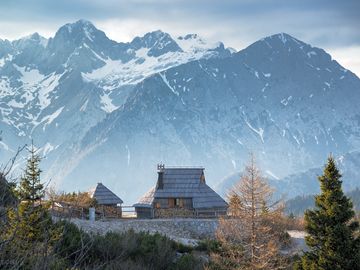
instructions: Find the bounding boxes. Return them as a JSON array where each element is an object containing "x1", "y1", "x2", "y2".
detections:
[
  {"x1": 157, "y1": 163, "x2": 165, "y2": 189},
  {"x1": 157, "y1": 163, "x2": 165, "y2": 172}
]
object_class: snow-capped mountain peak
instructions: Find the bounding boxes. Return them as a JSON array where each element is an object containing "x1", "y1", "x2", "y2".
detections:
[
  {"x1": 80, "y1": 27, "x2": 233, "y2": 100},
  {"x1": 60, "y1": 19, "x2": 98, "y2": 39},
  {"x1": 176, "y1": 33, "x2": 230, "y2": 56},
  {"x1": 130, "y1": 30, "x2": 183, "y2": 57},
  {"x1": 177, "y1": 33, "x2": 209, "y2": 50},
  {"x1": 268, "y1": 32, "x2": 304, "y2": 44},
  {"x1": 13, "y1": 33, "x2": 48, "y2": 49},
  {"x1": 255, "y1": 32, "x2": 321, "y2": 56},
  {"x1": 49, "y1": 19, "x2": 112, "y2": 51}
]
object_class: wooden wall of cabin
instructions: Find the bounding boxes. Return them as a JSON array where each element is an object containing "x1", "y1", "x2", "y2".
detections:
[
  {"x1": 98, "y1": 205, "x2": 122, "y2": 219},
  {"x1": 135, "y1": 207, "x2": 153, "y2": 219},
  {"x1": 153, "y1": 198, "x2": 193, "y2": 209}
]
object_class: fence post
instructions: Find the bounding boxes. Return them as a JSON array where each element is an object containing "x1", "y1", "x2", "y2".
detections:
[{"x1": 89, "y1": 207, "x2": 95, "y2": 222}]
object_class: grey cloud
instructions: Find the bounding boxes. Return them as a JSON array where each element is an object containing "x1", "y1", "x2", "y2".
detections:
[{"x1": 0, "y1": 0, "x2": 359, "y2": 49}]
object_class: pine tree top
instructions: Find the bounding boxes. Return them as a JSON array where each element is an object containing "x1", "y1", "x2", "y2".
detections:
[
  {"x1": 318, "y1": 156, "x2": 342, "y2": 192},
  {"x1": 17, "y1": 143, "x2": 44, "y2": 203}
]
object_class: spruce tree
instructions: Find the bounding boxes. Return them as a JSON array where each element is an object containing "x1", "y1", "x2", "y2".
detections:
[
  {"x1": 17, "y1": 143, "x2": 44, "y2": 205},
  {"x1": 297, "y1": 156, "x2": 360, "y2": 270},
  {"x1": 2, "y1": 143, "x2": 57, "y2": 269}
]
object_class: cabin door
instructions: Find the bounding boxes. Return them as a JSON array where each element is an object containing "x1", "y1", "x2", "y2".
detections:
[{"x1": 168, "y1": 198, "x2": 175, "y2": 208}]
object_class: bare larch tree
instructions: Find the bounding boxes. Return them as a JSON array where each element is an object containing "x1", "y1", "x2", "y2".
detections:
[{"x1": 216, "y1": 155, "x2": 287, "y2": 270}]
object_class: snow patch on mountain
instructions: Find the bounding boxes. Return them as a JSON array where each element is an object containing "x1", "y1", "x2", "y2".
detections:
[
  {"x1": 100, "y1": 93, "x2": 118, "y2": 113},
  {"x1": 80, "y1": 99, "x2": 89, "y2": 112},
  {"x1": 279, "y1": 33, "x2": 287, "y2": 44},
  {"x1": 40, "y1": 106, "x2": 64, "y2": 130},
  {"x1": 38, "y1": 73, "x2": 63, "y2": 109},
  {"x1": 13, "y1": 65, "x2": 44, "y2": 85},
  {"x1": 83, "y1": 41, "x2": 230, "y2": 89},
  {"x1": 125, "y1": 144, "x2": 131, "y2": 166},
  {"x1": 244, "y1": 118, "x2": 264, "y2": 143},
  {"x1": 176, "y1": 34, "x2": 221, "y2": 54},
  {"x1": 42, "y1": 142, "x2": 59, "y2": 156},
  {"x1": 7, "y1": 99, "x2": 24, "y2": 108},
  {"x1": 265, "y1": 170, "x2": 280, "y2": 180},
  {"x1": 160, "y1": 72, "x2": 179, "y2": 96},
  {"x1": 0, "y1": 141, "x2": 12, "y2": 151},
  {"x1": 307, "y1": 51, "x2": 317, "y2": 58}
]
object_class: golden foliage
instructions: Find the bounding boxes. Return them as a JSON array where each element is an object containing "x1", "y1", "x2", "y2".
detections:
[
  {"x1": 47, "y1": 187, "x2": 96, "y2": 209},
  {"x1": 215, "y1": 155, "x2": 288, "y2": 270}
]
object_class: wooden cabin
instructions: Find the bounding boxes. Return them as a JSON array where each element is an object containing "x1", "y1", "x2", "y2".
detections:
[
  {"x1": 133, "y1": 165, "x2": 228, "y2": 218},
  {"x1": 92, "y1": 182, "x2": 123, "y2": 218}
]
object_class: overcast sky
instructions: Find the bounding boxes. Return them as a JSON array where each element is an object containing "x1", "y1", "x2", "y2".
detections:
[{"x1": 0, "y1": 0, "x2": 359, "y2": 76}]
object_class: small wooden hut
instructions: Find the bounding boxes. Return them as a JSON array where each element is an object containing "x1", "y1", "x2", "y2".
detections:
[
  {"x1": 133, "y1": 165, "x2": 228, "y2": 218},
  {"x1": 92, "y1": 182, "x2": 123, "y2": 218}
]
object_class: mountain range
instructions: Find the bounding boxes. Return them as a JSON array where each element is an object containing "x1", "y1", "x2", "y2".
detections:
[{"x1": 1, "y1": 20, "x2": 360, "y2": 203}]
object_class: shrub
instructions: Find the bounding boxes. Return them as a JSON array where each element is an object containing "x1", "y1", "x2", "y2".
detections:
[
  {"x1": 175, "y1": 241, "x2": 194, "y2": 253},
  {"x1": 195, "y1": 239, "x2": 222, "y2": 253},
  {"x1": 172, "y1": 254, "x2": 203, "y2": 270},
  {"x1": 53, "y1": 224, "x2": 202, "y2": 269},
  {"x1": 53, "y1": 220, "x2": 92, "y2": 267}
]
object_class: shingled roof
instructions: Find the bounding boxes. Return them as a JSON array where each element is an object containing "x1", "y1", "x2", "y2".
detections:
[
  {"x1": 92, "y1": 183, "x2": 123, "y2": 205},
  {"x1": 134, "y1": 167, "x2": 228, "y2": 209}
]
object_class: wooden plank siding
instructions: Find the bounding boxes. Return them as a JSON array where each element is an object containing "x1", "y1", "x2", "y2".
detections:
[{"x1": 153, "y1": 198, "x2": 193, "y2": 209}]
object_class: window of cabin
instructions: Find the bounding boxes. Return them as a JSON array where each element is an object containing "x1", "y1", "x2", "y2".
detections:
[
  {"x1": 175, "y1": 198, "x2": 184, "y2": 208},
  {"x1": 168, "y1": 198, "x2": 184, "y2": 208}
]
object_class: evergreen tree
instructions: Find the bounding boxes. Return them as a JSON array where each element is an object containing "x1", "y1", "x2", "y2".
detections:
[
  {"x1": 1, "y1": 143, "x2": 59, "y2": 269},
  {"x1": 297, "y1": 156, "x2": 360, "y2": 270},
  {"x1": 17, "y1": 143, "x2": 44, "y2": 204}
]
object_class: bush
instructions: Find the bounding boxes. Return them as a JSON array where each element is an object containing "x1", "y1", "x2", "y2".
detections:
[
  {"x1": 53, "y1": 223, "x2": 202, "y2": 269},
  {"x1": 53, "y1": 220, "x2": 92, "y2": 267},
  {"x1": 195, "y1": 239, "x2": 222, "y2": 253},
  {"x1": 131, "y1": 232, "x2": 176, "y2": 269},
  {"x1": 172, "y1": 254, "x2": 203, "y2": 270},
  {"x1": 3, "y1": 217, "x2": 203, "y2": 269},
  {"x1": 174, "y1": 241, "x2": 194, "y2": 253}
]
